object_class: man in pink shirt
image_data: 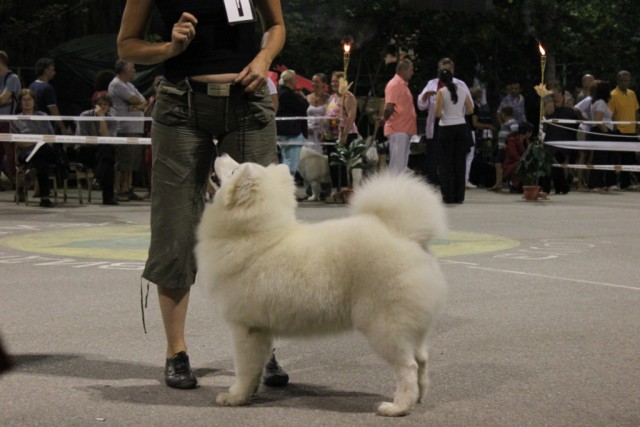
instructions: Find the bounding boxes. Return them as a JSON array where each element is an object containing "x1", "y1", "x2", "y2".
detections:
[{"x1": 383, "y1": 59, "x2": 417, "y2": 174}]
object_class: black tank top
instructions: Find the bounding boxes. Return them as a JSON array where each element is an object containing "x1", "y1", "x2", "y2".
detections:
[{"x1": 155, "y1": 0, "x2": 259, "y2": 81}]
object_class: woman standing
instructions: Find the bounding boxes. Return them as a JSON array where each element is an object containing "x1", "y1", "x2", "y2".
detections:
[
  {"x1": 435, "y1": 69, "x2": 473, "y2": 204},
  {"x1": 587, "y1": 80, "x2": 617, "y2": 191},
  {"x1": 306, "y1": 73, "x2": 330, "y2": 153},
  {"x1": 11, "y1": 88, "x2": 56, "y2": 207},
  {"x1": 325, "y1": 71, "x2": 358, "y2": 191},
  {"x1": 276, "y1": 69, "x2": 308, "y2": 176},
  {"x1": 117, "y1": 0, "x2": 287, "y2": 389}
]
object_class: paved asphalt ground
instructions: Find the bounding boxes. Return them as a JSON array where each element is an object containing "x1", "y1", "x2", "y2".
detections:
[{"x1": 0, "y1": 182, "x2": 639, "y2": 426}]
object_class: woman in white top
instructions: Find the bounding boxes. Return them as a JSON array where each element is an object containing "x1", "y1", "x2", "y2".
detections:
[
  {"x1": 435, "y1": 68, "x2": 473, "y2": 204},
  {"x1": 306, "y1": 73, "x2": 330, "y2": 152},
  {"x1": 587, "y1": 80, "x2": 617, "y2": 191}
]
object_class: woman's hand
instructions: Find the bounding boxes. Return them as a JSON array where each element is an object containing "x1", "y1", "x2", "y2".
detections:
[
  {"x1": 168, "y1": 12, "x2": 198, "y2": 58},
  {"x1": 234, "y1": 53, "x2": 270, "y2": 93},
  {"x1": 94, "y1": 104, "x2": 109, "y2": 117}
]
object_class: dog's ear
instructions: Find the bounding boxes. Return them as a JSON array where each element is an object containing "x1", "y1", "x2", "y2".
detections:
[
  {"x1": 214, "y1": 154, "x2": 240, "y2": 182},
  {"x1": 224, "y1": 164, "x2": 261, "y2": 208}
]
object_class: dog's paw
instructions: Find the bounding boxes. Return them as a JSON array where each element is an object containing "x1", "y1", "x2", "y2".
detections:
[
  {"x1": 216, "y1": 392, "x2": 250, "y2": 406},
  {"x1": 307, "y1": 195, "x2": 319, "y2": 201},
  {"x1": 376, "y1": 401, "x2": 411, "y2": 417}
]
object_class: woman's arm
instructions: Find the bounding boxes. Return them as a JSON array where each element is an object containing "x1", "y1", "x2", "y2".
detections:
[
  {"x1": 117, "y1": 0, "x2": 197, "y2": 64},
  {"x1": 235, "y1": 0, "x2": 286, "y2": 91},
  {"x1": 339, "y1": 92, "x2": 357, "y2": 144},
  {"x1": 434, "y1": 90, "x2": 443, "y2": 119},
  {"x1": 464, "y1": 94, "x2": 474, "y2": 116},
  {"x1": 593, "y1": 110, "x2": 608, "y2": 133}
]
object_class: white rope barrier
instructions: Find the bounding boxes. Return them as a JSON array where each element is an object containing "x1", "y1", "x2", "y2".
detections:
[
  {"x1": 0, "y1": 114, "x2": 332, "y2": 122},
  {"x1": 0, "y1": 133, "x2": 151, "y2": 145},
  {"x1": 0, "y1": 133, "x2": 352, "y2": 147},
  {"x1": 0, "y1": 114, "x2": 149, "y2": 122},
  {"x1": 542, "y1": 118, "x2": 640, "y2": 126},
  {"x1": 544, "y1": 121, "x2": 640, "y2": 140},
  {"x1": 553, "y1": 163, "x2": 640, "y2": 172},
  {"x1": 544, "y1": 140, "x2": 640, "y2": 152}
]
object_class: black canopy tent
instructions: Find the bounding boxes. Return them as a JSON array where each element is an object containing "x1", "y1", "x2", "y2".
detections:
[
  {"x1": 50, "y1": 33, "x2": 161, "y2": 116},
  {"x1": 398, "y1": 0, "x2": 493, "y2": 11}
]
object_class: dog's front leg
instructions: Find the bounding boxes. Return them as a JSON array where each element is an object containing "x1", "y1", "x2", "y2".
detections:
[{"x1": 216, "y1": 325, "x2": 272, "y2": 406}]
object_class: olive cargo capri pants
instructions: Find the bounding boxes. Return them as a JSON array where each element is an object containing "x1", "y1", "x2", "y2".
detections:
[{"x1": 142, "y1": 78, "x2": 278, "y2": 289}]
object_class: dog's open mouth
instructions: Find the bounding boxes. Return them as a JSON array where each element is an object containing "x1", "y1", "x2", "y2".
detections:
[{"x1": 209, "y1": 172, "x2": 221, "y2": 189}]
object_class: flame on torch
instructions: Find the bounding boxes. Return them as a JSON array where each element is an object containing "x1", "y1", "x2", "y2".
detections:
[
  {"x1": 342, "y1": 36, "x2": 354, "y2": 77},
  {"x1": 538, "y1": 43, "x2": 546, "y2": 56}
]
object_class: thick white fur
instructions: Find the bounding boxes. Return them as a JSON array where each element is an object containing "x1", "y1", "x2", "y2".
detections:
[
  {"x1": 196, "y1": 155, "x2": 448, "y2": 417},
  {"x1": 297, "y1": 146, "x2": 331, "y2": 200}
]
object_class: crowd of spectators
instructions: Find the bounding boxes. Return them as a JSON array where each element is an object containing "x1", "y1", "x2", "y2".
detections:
[{"x1": 1, "y1": 51, "x2": 639, "y2": 206}]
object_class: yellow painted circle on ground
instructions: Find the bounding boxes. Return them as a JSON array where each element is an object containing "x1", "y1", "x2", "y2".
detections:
[
  {"x1": 0, "y1": 225, "x2": 151, "y2": 261},
  {"x1": 0, "y1": 225, "x2": 519, "y2": 260},
  {"x1": 432, "y1": 231, "x2": 520, "y2": 257}
]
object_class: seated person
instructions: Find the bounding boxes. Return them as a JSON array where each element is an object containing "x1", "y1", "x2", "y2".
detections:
[
  {"x1": 10, "y1": 88, "x2": 56, "y2": 207},
  {"x1": 76, "y1": 93, "x2": 118, "y2": 205},
  {"x1": 503, "y1": 122, "x2": 533, "y2": 193}
]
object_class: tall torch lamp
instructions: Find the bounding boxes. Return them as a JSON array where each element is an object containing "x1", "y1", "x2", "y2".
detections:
[
  {"x1": 538, "y1": 43, "x2": 547, "y2": 136},
  {"x1": 343, "y1": 41, "x2": 352, "y2": 77}
]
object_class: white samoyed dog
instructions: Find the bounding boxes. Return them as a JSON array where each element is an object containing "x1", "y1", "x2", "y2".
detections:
[
  {"x1": 196, "y1": 154, "x2": 448, "y2": 417},
  {"x1": 296, "y1": 146, "x2": 331, "y2": 201}
]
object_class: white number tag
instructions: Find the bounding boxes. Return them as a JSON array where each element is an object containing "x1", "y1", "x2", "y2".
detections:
[{"x1": 223, "y1": 0, "x2": 257, "y2": 24}]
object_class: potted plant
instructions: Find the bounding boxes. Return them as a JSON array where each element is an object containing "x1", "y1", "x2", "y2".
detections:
[
  {"x1": 515, "y1": 138, "x2": 553, "y2": 201},
  {"x1": 329, "y1": 137, "x2": 368, "y2": 202}
]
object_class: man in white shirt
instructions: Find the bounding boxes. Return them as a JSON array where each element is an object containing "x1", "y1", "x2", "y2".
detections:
[
  {"x1": 108, "y1": 60, "x2": 146, "y2": 201},
  {"x1": 417, "y1": 58, "x2": 470, "y2": 185}
]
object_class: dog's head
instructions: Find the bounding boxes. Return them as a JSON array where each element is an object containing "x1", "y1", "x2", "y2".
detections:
[{"x1": 212, "y1": 154, "x2": 296, "y2": 212}]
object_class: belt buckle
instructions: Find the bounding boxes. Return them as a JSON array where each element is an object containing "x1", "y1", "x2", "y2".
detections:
[{"x1": 207, "y1": 82, "x2": 231, "y2": 97}]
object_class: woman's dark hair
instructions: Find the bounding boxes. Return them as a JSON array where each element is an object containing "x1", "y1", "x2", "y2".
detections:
[
  {"x1": 438, "y1": 68, "x2": 458, "y2": 104},
  {"x1": 517, "y1": 121, "x2": 533, "y2": 135},
  {"x1": 592, "y1": 80, "x2": 611, "y2": 103}
]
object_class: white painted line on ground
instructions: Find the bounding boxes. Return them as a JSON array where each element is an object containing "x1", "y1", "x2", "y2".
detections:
[
  {"x1": 441, "y1": 260, "x2": 479, "y2": 266},
  {"x1": 466, "y1": 265, "x2": 640, "y2": 292}
]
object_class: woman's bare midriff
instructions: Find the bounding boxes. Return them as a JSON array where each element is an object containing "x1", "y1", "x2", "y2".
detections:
[{"x1": 191, "y1": 74, "x2": 238, "y2": 83}]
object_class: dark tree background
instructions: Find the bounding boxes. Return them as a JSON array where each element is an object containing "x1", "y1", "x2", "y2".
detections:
[{"x1": 2, "y1": 0, "x2": 639, "y2": 122}]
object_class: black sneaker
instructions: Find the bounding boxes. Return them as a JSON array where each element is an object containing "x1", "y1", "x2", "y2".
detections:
[
  {"x1": 262, "y1": 352, "x2": 289, "y2": 387},
  {"x1": 128, "y1": 189, "x2": 144, "y2": 201},
  {"x1": 39, "y1": 199, "x2": 55, "y2": 208},
  {"x1": 164, "y1": 351, "x2": 198, "y2": 389}
]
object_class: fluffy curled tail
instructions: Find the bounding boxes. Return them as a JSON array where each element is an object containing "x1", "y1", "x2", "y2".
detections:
[{"x1": 349, "y1": 173, "x2": 447, "y2": 249}]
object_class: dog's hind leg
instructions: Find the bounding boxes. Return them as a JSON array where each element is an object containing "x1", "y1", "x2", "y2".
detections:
[
  {"x1": 364, "y1": 330, "x2": 419, "y2": 417},
  {"x1": 216, "y1": 326, "x2": 272, "y2": 406},
  {"x1": 376, "y1": 355, "x2": 419, "y2": 417},
  {"x1": 416, "y1": 342, "x2": 430, "y2": 403},
  {"x1": 307, "y1": 180, "x2": 321, "y2": 201}
]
